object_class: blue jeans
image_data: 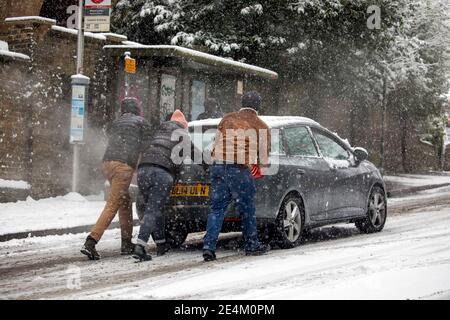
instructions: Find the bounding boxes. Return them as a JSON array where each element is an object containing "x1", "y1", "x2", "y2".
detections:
[
  {"x1": 203, "y1": 164, "x2": 261, "y2": 252},
  {"x1": 137, "y1": 165, "x2": 174, "y2": 244}
]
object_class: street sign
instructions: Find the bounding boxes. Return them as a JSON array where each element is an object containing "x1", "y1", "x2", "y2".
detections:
[
  {"x1": 125, "y1": 56, "x2": 136, "y2": 74},
  {"x1": 84, "y1": 0, "x2": 111, "y2": 32}
]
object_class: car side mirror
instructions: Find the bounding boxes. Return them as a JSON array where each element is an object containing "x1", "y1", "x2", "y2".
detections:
[{"x1": 353, "y1": 147, "x2": 368, "y2": 164}]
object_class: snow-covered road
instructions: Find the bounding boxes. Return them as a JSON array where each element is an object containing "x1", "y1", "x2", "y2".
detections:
[{"x1": 1, "y1": 202, "x2": 450, "y2": 300}]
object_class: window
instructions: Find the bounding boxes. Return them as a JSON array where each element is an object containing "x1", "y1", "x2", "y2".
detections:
[
  {"x1": 284, "y1": 126, "x2": 318, "y2": 157},
  {"x1": 312, "y1": 130, "x2": 349, "y2": 160},
  {"x1": 270, "y1": 129, "x2": 285, "y2": 155},
  {"x1": 189, "y1": 128, "x2": 216, "y2": 153},
  {"x1": 191, "y1": 80, "x2": 205, "y2": 121}
]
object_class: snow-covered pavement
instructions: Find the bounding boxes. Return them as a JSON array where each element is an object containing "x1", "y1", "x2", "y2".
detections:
[
  {"x1": 0, "y1": 192, "x2": 142, "y2": 237},
  {"x1": 383, "y1": 173, "x2": 450, "y2": 188},
  {"x1": 1, "y1": 202, "x2": 450, "y2": 300},
  {"x1": 0, "y1": 193, "x2": 107, "y2": 235}
]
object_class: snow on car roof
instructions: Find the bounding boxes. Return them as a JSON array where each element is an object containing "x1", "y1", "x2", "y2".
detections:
[
  {"x1": 189, "y1": 116, "x2": 320, "y2": 128},
  {"x1": 189, "y1": 116, "x2": 353, "y2": 147}
]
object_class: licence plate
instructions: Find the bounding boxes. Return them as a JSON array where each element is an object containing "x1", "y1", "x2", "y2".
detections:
[{"x1": 171, "y1": 184, "x2": 210, "y2": 197}]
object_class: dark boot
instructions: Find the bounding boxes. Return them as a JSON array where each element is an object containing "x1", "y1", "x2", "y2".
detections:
[
  {"x1": 81, "y1": 236, "x2": 100, "y2": 260},
  {"x1": 133, "y1": 244, "x2": 152, "y2": 262},
  {"x1": 156, "y1": 242, "x2": 171, "y2": 256},
  {"x1": 245, "y1": 244, "x2": 271, "y2": 256},
  {"x1": 203, "y1": 249, "x2": 216, "y2": 262},
  {"x1": 121, "y1": 240, "x2": 136, "y2": 255}
]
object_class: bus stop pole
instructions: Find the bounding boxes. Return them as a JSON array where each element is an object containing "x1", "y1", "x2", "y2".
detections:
[
  {"x1": 76, "y1": 0, "x2": 85, "y2": 75},
  {"x1": 124, "y1": 51, "x2": 131, "y2": 97},
  {"x1": 71, "y1": 0, "x2": 89, "y2": 193}
]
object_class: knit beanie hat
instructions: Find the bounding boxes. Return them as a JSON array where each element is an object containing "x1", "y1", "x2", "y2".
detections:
[
  {"x1": 170, "y1": 109, "x2": 188, "y2": 129},
  {"x1": 241, "y1": 91, "x2": 262, "y2": 112}
]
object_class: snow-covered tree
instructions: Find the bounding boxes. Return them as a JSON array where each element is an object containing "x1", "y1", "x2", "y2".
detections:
[{"x1": 112, "y1": 0, "x2": 450, "y2": 171}]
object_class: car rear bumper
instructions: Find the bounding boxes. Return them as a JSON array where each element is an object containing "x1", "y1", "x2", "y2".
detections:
[{"x1": 166, "y1": 205, "x2": 274, "y2": 233}]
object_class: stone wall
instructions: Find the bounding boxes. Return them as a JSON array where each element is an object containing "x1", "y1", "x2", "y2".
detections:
[
  {"x1": 0, "y1": 0, "x2": 44, "y2": 20},
  {"x1": 0, "y1": 57, "x2": 31, "y2": 182},
  {"x1": 0, "y1": 18, "x2": 123, "y2": 198}
]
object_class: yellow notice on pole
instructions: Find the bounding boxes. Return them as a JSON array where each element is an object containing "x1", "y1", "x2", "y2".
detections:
[{"x1": 125, "y1": 57, "x2": 136, "y2": 74}]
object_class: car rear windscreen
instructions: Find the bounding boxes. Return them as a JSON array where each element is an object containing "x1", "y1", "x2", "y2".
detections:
[{"x1": 189, "y1": 126, "x2": 217, "y2": 153}]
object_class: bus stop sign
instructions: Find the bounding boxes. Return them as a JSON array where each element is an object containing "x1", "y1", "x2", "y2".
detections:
[
  {"x1": 125, "y1": 56, "x2": 136, "y2": 74},
  {"x1": 84, "y1": 0, "x2": 112, "y2": 32}
]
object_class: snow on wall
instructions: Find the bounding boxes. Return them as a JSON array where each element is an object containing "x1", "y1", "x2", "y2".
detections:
[
  {"x1": 51, "y1": 26, "x2": 107, "y2": 41},
  {"x1": 0, "y1": 41, "x2": 8, "y2": 51},
  {"x1": 100, "y1": 33, "x2": 128, "y2": 40},
  {"x1": 121, "y1": 41, "x2": 142, "y2": 46},
  {"x1": 0, "y1": 179, "x2": 30, "y2": 190},
  {"x1": 0, "y1": 49, "x2": 30, "y2": 60},
  {"x1": 5, "y1": 16, "x2": 56, "y2": 24}
]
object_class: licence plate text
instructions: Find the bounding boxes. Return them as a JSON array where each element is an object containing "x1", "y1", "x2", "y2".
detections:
[{"x1": 171, "y1": 184, "x2": 209, "y2": 197}]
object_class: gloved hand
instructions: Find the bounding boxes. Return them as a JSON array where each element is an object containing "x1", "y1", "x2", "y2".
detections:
[{"x1": 250, "y1": 164, "x2": 263, "y2": 179}]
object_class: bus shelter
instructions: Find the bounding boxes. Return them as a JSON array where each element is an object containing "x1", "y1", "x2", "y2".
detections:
[{"x1": 103, "y1": 45, "x2": 279, "y2": 126}]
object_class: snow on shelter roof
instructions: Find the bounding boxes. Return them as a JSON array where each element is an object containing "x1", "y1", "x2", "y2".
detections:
[
  {"x1": 189, "y1": 116, "x2": 319, "y2": 128},
  {"x1": 103, "y1": 44, "x2": 278, "y2": 80}
]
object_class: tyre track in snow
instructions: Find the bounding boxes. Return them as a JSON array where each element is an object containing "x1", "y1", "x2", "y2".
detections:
[
  {"x1": 63, "y1": 209, "x2": 450, "y2": 300},
  {"x1": 0, "y1": 232, "x2": 246, "y2": 299},
  {"x1": 1, "y1": 188, "x2": 450, "y2": 299}
]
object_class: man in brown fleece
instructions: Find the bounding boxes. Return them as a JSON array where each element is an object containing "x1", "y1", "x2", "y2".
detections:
[{"x1": 203, "y1": 91, "x2": 271, "y2": 261}]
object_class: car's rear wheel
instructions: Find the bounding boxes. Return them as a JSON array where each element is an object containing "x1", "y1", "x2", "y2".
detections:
[
  {"x1": 355, "y1": 186, "x2": 387, "y2": 233},
  {"x1": 274, "y1": 194, "x2": 305, "y2": 249}
]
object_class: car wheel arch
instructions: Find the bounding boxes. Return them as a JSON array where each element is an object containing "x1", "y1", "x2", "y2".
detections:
[
  {"x1": 356, "y1": 183, "x2": 387, "y2": 233},
  {"x1": 276, "y1": 189, "x2": 307, "y2": 220},
  {"x1": 273, "y1": 191, "x2": 307, "y2": 249},
  {"x1": 366, "y1": 182, "x2": 386, "y2": 208}
]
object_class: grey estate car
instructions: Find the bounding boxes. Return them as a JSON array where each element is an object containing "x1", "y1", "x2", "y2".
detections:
[{"x1": 136, "y1": 116, "x2": 387, "y2": 249}]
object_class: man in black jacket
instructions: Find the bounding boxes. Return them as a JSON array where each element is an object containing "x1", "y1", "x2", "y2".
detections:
[
  {"x1": 133, "y1": 109, "x2": 192, "y2": 261},
  {"x1": 81, "y1": 98, "x2": 151, "y2": 260}
]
